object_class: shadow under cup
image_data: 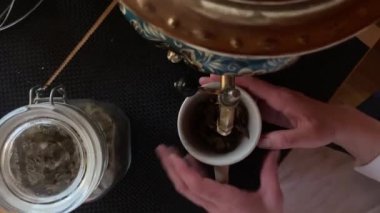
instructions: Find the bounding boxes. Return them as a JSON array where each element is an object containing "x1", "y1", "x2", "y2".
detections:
[{"x1": 178, "y1": 83, "x2": 262, "y2": 167}]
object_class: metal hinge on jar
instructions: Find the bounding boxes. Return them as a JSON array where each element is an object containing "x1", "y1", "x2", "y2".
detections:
[{"x1": 29, "y1": 85, "x2": 67, "y2": 105}]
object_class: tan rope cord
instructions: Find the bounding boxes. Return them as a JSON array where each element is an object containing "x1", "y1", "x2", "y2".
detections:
[{"x1": 43, "y1": 0, "x2": 118, "y2": 89}]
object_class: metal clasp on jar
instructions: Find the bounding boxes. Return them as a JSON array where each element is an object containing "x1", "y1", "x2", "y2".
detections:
[{"x1": 29, "y1": 85, "x2": 67, "y2": 105}]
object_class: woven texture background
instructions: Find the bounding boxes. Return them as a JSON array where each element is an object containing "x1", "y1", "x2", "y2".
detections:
[{"x1": 0, "y1": 0, "x2": 367, "y2": 212}]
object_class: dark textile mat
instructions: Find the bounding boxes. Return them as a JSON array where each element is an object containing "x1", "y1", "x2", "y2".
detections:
[
  {"x1": 358, "y1": 92, "x2": 380, "y2": 120},
  {"x1": 0, "y1": 0, "x2": 368, "y2": 212}
]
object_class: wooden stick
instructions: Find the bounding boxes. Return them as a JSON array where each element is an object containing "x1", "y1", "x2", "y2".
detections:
[{"x1": 43, "y1": 0, "x2": 118, "y2": 89}]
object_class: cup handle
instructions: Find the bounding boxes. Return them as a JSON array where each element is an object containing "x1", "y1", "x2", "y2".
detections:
[{"x1": 214, "y1": 166, "x2": 229, "y2": 184}]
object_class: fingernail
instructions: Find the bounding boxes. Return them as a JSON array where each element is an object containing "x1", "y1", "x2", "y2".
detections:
[
  {"x1": 156, "y1": 144, "x2": 165, "y2": 150},
  {"x1": 155, "y1": 144, "x2": 166, "y2": 156},
  {"x1": 199, "y1": 77, "x2": 208, "y2": 84}
]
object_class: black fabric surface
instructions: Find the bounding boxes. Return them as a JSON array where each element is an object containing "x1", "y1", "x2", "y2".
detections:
[
  {"x1": 0, "y1": 0, "x2": 368, "y2": 212},
  {"x1": 358, "y1": 92, "x2": 380, "y2": 120}
]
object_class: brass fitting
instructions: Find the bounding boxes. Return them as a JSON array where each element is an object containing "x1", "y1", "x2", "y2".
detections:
[{"x1": 217, "y1": 75, "x2": 240, "y2": 136}]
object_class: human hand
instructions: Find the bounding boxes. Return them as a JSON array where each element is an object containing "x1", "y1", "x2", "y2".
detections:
[
  {"x1": 156, "y1": 144, "x2": 283, "y2": 213},
  {"x1": 200, "y1": 75, "x2": 340, "y2": 149},
  {"x1": 200, "y1": 75, "x2": 380, "y2": 165}
]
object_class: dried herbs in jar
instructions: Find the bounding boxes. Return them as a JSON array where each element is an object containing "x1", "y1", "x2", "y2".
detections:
[{"x1": 0, "y1": 86, "x2": 131, "y2": 213}]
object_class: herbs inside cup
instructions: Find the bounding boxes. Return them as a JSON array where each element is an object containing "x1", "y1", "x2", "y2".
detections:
[{"x1": 192, "y1": 95, "x2": 249, "y2": 153}]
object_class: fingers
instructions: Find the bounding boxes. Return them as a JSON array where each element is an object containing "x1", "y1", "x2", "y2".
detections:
[
  {"x1": 201, "y1": 75, "x2": 279, "y2": 100},
  {"x1": 235, "y1": 76, "x2": 278, "y2": 96},
  {"x1": 258, "y1": 100, "x2": 292, "y2": 128},
  {"x1": 259, "y1": 129, "x2": 309, "y2": 149},
  {"x1": 156, "y1": 145, "x2": 188, "y2": 192},
  {"x1": 184, "y1": 155, "x2": 207, "y2": 177},
  {"x1": 259, "y1": 151, "x2": 283, "y2": 209},
  {"x1": 259, "y1": 151, "x2": 281, "y2": 194},
  {"x1": 157, "y1": 144, "x2": 283, "y2": 212},
  {"x1": 200, "y1": 75, "x2": 291, "y2": 113},
  {"x1": 235, "y1": 77, "x2": 291, "y2": 112},
  {"x1": 169, "y1": 154, "x2": 243, "y2": 204},
  {"x1": 156, "y1": 145, "x2": 217, "y2": 210},
  {"x1": 199, "y1": 74, "x2": 220, "y2": 85}
]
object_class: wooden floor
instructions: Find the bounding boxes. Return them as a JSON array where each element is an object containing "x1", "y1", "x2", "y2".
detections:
[{"x1": 330, "y1": 24, "x2": 380, "y2": 106}]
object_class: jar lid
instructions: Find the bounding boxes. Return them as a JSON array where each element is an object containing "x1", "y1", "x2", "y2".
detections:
[
  {"x1": 4, "y1": 118, "x2": 82, "y2": 199},
  {"x1": 0, "y1": 94, "x2": 106, "y2": 212},
  {"x1": 123, "y1": 0, "x2": 380, "y2": 56}
]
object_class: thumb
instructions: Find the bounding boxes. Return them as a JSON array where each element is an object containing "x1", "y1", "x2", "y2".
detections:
[
  {"x1": 258, "y1": 129, "x2": 307, "y2": 149},
  {"x1": 259, "y1": 151, "x2": 282, "y2": 205},
  {"x1": 199, "y1": 74, "x2": 220, "y2": 85}
]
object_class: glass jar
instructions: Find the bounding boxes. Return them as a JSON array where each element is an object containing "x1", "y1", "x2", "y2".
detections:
[{"x1": 0, "y1": 86, "x2": 131, "y2": 212}]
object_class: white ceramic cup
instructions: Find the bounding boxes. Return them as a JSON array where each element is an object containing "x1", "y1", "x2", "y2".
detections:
[{"x1": 177, "y1": 82, "x2": 262, "y2": 183}]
